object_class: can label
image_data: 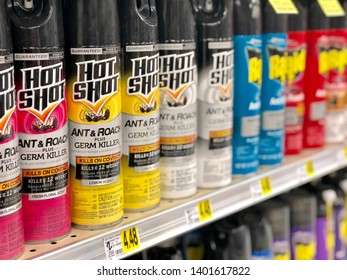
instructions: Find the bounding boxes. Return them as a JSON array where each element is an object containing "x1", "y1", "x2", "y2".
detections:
[
  {"x1": 67, "y1": 47, "x2": 123, "y2": 227},
  {"x1": 259, "y1": 33, "x2": 287, "y2": 166},
  {"x1": 291, "y1": 228, "x2": 316, "y2": 260},
  {"x1": 303, "y1": 30, "x2": 329, "y2": 148},
  {"x1": 198, "y1": 41, "x2": 233, "y2": 187},
  {"x1": 122, "y1": 45, "x2": 160, "y2": 210},
  {"x1": 326, "y1": 30, "x2": 347, "y2": 143},
  {"x1": 273, "y1": 238, "x2": 291, "y2": 260},
  {"x1": 159, "y1": 43, "x2": 197, "y2": 198},
  {"x1": 285, "y1": 31, "x2": 306, "y2": 155},
  {"x1": 233, "y1": 35, "x2": 262, "y2": 176},
  {"x1": 15, "y1": 51, "x2": 71, "y2": 241},
  {"x1": 0, "y1": 54, "x2": 24, "y2": 259},
  {"x1": 252, "y1": 249, "x2": 274, "y2": 260}
]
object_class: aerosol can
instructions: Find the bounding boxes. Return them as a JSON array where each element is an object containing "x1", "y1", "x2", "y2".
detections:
[
  {"x1": 64, "y1": 0, "x2": 123, "y2": 229},
  {"x1": 285, "y1": 0, "x2": 307, "y2": 155},
  {"x1": 0, "y1": 0, "x2": 24, "y2": 259},
  {"x1": 326, "y1": 1, "x2": 347, "y2": 143},
  {"x1": 303, "y1": 0, "x2": 330, "y2": 148},
  {"x1": 259, "y1": 0, "x2": 288, "y2": 167},
  {"x1": 119, "y1": 0, "x2": 161, "y2": 211},
  {"x1": 157, "y1": 0, "x2": 198, "y2": 199},
  {"x1": 8, "y1": 0, "x2": 71, "y2": 242},
  {"x1": 233, "y1": 0, "x2": 262, "y2": 177},
  {"x1": 196, "y1": 0, "x2": 233, "y2": 188}
]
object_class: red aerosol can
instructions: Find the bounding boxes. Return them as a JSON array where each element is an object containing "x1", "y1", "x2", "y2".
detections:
[{"x1": 303, "y1": 0, "x2": 330, "y2": 149}]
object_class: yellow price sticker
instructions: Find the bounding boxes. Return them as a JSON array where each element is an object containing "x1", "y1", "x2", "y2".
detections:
[
  {"x1": 305, "y1": 161, "x2": 315, "y2": 177},
  {"x1": 261, "y1": 177, "x2": 272, "y2": 196},
  {"x1": 344, "y1": 147, "x2": 347, "y2": 161},
  {"x1": 269, "y1": 0, "x2": 298, "y2": 14},
  {"x1": 318, "y1": 0, "x2": 345, "y2": 16},
  {"x1": 198, "y1": 200, "x2": 213, "y2": 222},
  {"x1": 120, "y1": 227, "x2": 141, "y2": 254},
  {"x1": 295, "y1": 242, "x2": 316, "y2": 260}
]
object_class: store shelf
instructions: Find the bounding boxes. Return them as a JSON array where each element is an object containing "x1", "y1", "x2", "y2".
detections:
[{"x1": 19, "y1": 143, "x2": 347, "y2": 260}]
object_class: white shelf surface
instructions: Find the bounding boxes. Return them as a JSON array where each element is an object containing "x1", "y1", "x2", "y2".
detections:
[{"x1": 19, "y1": 143, "x2": 347, "y2": 260}]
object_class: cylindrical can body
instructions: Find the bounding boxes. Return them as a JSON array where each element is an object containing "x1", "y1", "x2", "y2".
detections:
[
  {"x1": 64, "y1": 0, "x2": 123, "y2": 229},
  {"x1": 303, "y1": 0, "x2": 330, "y2": 149},
  {"x1": 233, "y1": 0, "x2": 262, "y2": 177},
  {"x1": 259, "y1": 0, "x2": 287, "y2": 167},
  {"x1": 119, "y1": 0, "x2": 161, "y2": 211},
  {"x1": 0, "y1": 0, "x2": 24, "y2": 259},
  {"x1": 157, "y1": 0, "x2": 198, "y2": 198},
  {"x1": 8, "y1": 0, "x2": 71, "y2": 242},
  {"x1": 196, "y1": 0, "x2": 233, "y2": 188},
  {"x1": 285, "y1": 0, "x2": 307, "y2": 155}
]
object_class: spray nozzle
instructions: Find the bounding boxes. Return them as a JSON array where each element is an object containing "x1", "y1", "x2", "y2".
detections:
[
  {"x1": 203, "y1": 0, "x2": 214, "y2": 12},
  {"x1": 322, "y1": 189, "x2": 337, "y2": 204},
  {"x1": 23, "y1": 0, "x2": 33, "y2": 9},
  {"x1": 136, "y1": 0, "x2": 151, "y2": 18}
]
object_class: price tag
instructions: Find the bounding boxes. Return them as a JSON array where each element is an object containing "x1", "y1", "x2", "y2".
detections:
[
  {"x1": 198, "y1": 200, "x2": 213, "y2": 222},
  {"x1": 305, "y1": 161, "x2": 315, "y2": 177},
  {"x1": 344, "y1": 147, "x2": 347, "y2": 161},
  {"x1": 260, "y1": 177, "x2": 273, "y2": 196},
  {"x1": 120, "y1": 227, "x2": 141, "y2": 254},
  {"x1": 318, "y1": 0, "x2": 345, "y2": 16},
  {"x1": 269, "y1": 0, "x2": 298, "y2": 14},
  {"x1": 104, "y1": 226, "x2": 141, "y2": 259},
  {"x1": 186, "y1": 200, "x2": 213, "y2": 225}
]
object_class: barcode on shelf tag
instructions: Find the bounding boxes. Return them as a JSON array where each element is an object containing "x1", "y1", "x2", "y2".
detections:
[
  {"x1": 306, "y1": 161, "x2": 315, "y2": 177},
  {"x1": 104, "y1": 235, "x2": 123, "y2": 260},
  {"x1": 318, "y1": 0, "x2": 345, "y2": 16},
  {"x1": 185, "y1": 200, "x2": 213, "y2": 226},
  {"x1": 269, "y1": 0, "x2": 298, "y2": 14}
]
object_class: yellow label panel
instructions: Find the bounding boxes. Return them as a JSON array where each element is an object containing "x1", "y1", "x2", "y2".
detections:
[
  {"x1": 318, "y1": 0, "x2": 345, "y2": 16},
  {"x1": 306, "y1": 161, "x2": 315, "y2": 177},
  {"x1": 295, "y1": 242, "x2": 316, "y2": 260},
  {"x1": 275, "y1": 250, "x2": 291, "y2": 260},
  {"x1": 269, "y1": 0, "x2": 298, "y2": 14},
  {"x1": 120, "y1": 227, "x2": 141, "y2": 254},
  {"x1": 261, "y1": 177, "x2": 273, "y2": 196},
  {"x1": 198, "y1": 200, "x2": 213, "y2": 222}
]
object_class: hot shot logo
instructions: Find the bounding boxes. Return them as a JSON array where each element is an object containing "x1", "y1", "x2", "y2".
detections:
[
  {"x1": 18, "y1": 62, "x2": 65, "y2": 126},
  {"x1": 128, "y1": 53, "x2": 159, "y2": 109},
  {"x1": 287, "y1": 47, "x2": 306, "y2": 85},
  {"x1": 247, "y1": 48, "x2": 262, "y2": 85},
  {"x1": 0, "y1": 66, "x2": 15, "y2": 140},
  {"x1": 73, "y1": 57, "x2": 119, "y2": 122},
  {"x1": 159, "y1": 51, "x2": 196, "y2": 107},
  {"x1": 209, "y1": 50, "x2": 233, "y2": 101}
]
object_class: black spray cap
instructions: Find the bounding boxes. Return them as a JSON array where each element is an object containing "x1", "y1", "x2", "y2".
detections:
[
  {"x1": 307, "y1": 0, "x2": 330, "y2": 30},
  {"x1": 288, "y1": 0, "x2": 308, "y2": 32},
  {"x1": 195, "y1": 0, "x2": 233, "y2": 41},
  {"x1": 330, "y1": 0, "x2": 347, "y2": 29},
  {"x1": 239, "y1": 211, "x2": 273, "y2": 252},
  {"x1": 259, "y1": 200, "x2": 290, "y2": 240},
  {"x1": 7, "y1": 0, "x2": 64, "y2": 49},
  {"x1": 234, "y1": 0, "x2": 262, "y2": 36},
  {"x1": 118, "y1": 0, "x2": 158, "y2": 45},
  {"x1": 261, "y1": 0, "x2": 288, "y2": 34},
  {"x1": 281, "y1": 189, "x2": 317, "y2": 229},
  {"x1": 0, "y1": 0, "x2": 12, "y2": 51},
  {"x1": 64, "y1": 0, "x2": 120, "y2": 47},
  {"x1": 157, "y1": 0, "x2": 196, "y2": 42}
]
